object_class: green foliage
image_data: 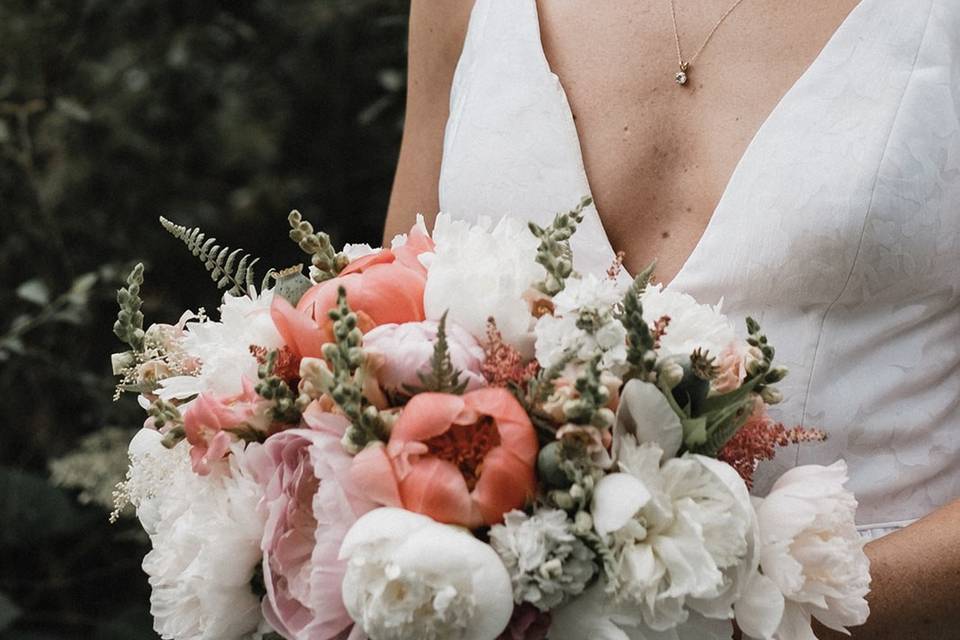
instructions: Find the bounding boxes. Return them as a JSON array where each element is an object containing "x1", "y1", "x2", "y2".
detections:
[
  {"x1": 288, "y1": 210, "x2": 350, "y2": 282},
  {"x1": 113, "y1": 263, "x2": 145, "y2": 351},
  {"x1": 621, "y1": 262, "x2": 658, "y2": 380},
  {"x1": 159, "y1": 217, "x2": 271, "y2": 296},
  {"x1": 563, "y1": 357, "x2": 612, "y2": 428},
  {"x1": 403, "y1": 312, "x2": 468, "y2": 395},
  {"x1": 529, "y1": 196, "x2": 592, "y2": 295},
  {"x1": 0, "y1": 0, "x2": 408, "y2": 635},
  {"x1": 312, "y1": 288, "x2": 388, "y2": 452},
  {"x1": 255, "y1": 350, "x2": 302, "y2": 424},
  {"x1": 683, "y1": 318, "x2": 787, "y2": 456}
]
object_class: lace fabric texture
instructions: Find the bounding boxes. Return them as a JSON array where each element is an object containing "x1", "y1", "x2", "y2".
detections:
[{"x1": 438, "y1": 0, "x2": 960, "y2": 530}]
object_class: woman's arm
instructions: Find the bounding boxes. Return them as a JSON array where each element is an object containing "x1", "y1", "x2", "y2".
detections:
[
  {"x1": 381, "y1": 0, "x2": 473, "y2": 242},
  {"x1": 812, "y1": 498, "x2": 960, "y2": 639}
]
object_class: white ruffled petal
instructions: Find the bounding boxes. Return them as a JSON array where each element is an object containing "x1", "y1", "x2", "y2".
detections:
[
  {"x1": 592, "y1": 473, "x2": 651, "y2": 537},
  {"x1": 615, "y1": 380, "x2": 683, "y2": 462}
]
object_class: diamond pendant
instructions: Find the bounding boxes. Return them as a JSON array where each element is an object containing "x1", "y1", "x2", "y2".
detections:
[{"x1": 675, "y1": 62, "x2": 689, "y2": 86}]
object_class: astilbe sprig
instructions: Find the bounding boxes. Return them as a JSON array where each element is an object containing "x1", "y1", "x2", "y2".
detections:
[
  {"x1": 718, "y1": 411, "x2": 827, "y2": 488},
  {"x1": 298, "y1": 288, "x2": 388, "y2": 453},
  {"x1": 287, "y1": 209, "x2": 350, "y2": 283},
  {"x1": 481, "y1": 318, "x2": 539, "y2": 389},
  {"x1": 529, "y1": 195, "x2": 592, "y2": 295}
]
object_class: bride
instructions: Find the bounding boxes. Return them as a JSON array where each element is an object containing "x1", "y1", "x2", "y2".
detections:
[{"x1": 383, "y1": 0, "x2": 959, "y2": 638}]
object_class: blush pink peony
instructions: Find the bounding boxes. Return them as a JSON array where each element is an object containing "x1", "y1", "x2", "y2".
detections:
[
  {"x1": 362, "y1": 320, "x2": 487, "y2": 395},
  {"x1": 248, "y1": 404, "x2": 376, "y2": 640}
]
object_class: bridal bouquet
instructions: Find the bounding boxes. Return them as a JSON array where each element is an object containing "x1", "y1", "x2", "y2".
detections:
[{"x1": 110, "y1": 199, "x2": 870, "y2": 640}]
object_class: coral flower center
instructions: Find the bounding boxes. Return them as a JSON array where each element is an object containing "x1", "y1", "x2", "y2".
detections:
[{"x1": 424, "y1": 417, "x2": 502, "y2": 491}]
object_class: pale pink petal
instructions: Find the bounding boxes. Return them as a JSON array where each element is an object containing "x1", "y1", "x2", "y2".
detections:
[{"x1": 350, "y1": 445, "x2": 403, "y2": 508}]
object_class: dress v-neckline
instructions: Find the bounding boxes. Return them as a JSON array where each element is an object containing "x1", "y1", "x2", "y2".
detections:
[{"x1": 530, "y1": 0, "x2": 868, "y2": 287}]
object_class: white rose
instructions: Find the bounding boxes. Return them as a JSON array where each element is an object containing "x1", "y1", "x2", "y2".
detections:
[
  {"x1": 755, "y1": 461, "x2": 870, "y2": 640},
  {"x1": 423, "y1": 214, "x2": 544, "y2": 355},
  {"x1": 339, "y1": 507, "x2": 513, "y2": 640}
]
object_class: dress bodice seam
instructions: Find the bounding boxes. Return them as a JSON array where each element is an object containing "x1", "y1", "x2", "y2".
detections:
[{"x1": 795, "y1": 0, "x2": 936, "y2": 448}]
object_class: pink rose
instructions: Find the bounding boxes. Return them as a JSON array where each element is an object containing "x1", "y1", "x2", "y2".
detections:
[
  {"x1": 363, "y1": 320, "x2": 487, "y2": 394},
  {"x1": 712, "y1": 341, "x2": 748, "y2": 394},
  {"x1": 248, "y1": 405, "x2": 376, "y2": 640},
  {"x1": 182, "y1": 378, "x2": 267, "y2": 475}
]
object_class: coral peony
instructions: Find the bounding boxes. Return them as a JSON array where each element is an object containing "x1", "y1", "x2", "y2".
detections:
[
  {"x1": 350, "y1": 388, "x2": 538, "y2": 528},
  {"x1": 279, "y1": 222, "x2": 433, "y2": 356},
  {"x1": 247, "y1": 405, "x2": 376, "y2": 640}
]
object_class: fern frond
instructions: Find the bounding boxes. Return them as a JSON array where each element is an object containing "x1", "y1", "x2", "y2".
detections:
[
  {"x1": 113, "y1": 263, "x2": 145, "y2": 351},
  {"x1": 287, "y1": 210, "x2": 349, "y2": 283},
  {"x1": 159, "y1": 217, "x2": 263, "y2": 297}
]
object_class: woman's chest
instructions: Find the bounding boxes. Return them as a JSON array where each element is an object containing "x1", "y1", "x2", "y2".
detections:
[{"x1": 536, "y1": 0, "x2": 863, "y2": 282}]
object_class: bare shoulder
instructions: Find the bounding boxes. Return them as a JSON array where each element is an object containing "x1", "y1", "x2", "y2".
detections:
[{"x1": 382, "y1": 0, "x2": 474, "y2": 242}]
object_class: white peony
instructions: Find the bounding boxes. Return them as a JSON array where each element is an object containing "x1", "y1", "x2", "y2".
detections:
[
  {"x1": 547, "y1": 584, "x2": 733, "y2": 640},
  {"x1": 754, "y1": 461, "x2": 870, "y2": 640},
  {"x1": 339, "y1": 507, "x2": 513, "y2": 640},
  {"x1": 489, "y1": 508, "x2": 597, "y2": 611},
  {"x1": 535, "y1": 274, "x2": 630, "y2": 374},
  {"x1": 639, "y1": 285, "x2": 737, "y2": 359},
  {"x1": 422, "y1": 214, "x2": 544, "y2": 355},
  {"x1": 158, "y1": 289, "x2": 284, "y2": 401},
  {"x1": 126, "y1": 429, "x2": 266, "y2": 640},
  {"x1": 590, "y1": 436, "x2": 753, "y2": 631}
]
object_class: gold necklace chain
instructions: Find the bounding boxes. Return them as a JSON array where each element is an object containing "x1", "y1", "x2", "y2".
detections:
[{"x1": 668, "y1": 0, "x2": 750, "y2": 86}]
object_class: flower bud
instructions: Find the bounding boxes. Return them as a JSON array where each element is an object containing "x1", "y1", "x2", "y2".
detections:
[
  {"x1": 657, "y1": 358, "x2": 685, "y2": 390},
  {"x1": 761, "y1": 386, "x2": 784, "y2": 405}
]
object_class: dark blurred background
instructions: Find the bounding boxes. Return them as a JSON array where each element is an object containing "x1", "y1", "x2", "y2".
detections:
[{"x1": 0, "y1": 1, "x2": 407, "y2": 637}]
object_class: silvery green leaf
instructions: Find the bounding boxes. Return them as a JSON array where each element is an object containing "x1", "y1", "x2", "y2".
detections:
[{"x1": 16, "y1": 279, "x2": 49, "y2": 305}]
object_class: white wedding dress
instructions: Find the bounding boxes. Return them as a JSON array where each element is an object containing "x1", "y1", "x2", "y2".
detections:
[{"x1": 438, "y1": 0, "x2": 960, "y2": 538}]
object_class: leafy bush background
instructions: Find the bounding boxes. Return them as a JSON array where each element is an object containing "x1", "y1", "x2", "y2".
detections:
[{"x1": 0, "y1": 1, "x2": 407, "y2": 636}]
